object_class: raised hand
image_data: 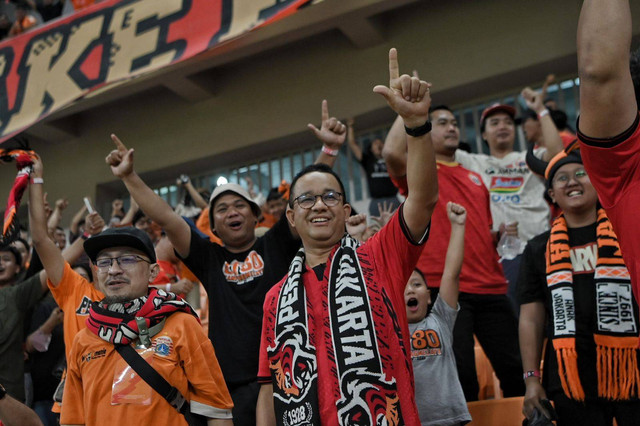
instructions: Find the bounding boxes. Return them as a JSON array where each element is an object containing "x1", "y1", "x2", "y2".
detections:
[
  {"x1": 373, "y1": 48, "x2": 431, "y2": 128},
  {"x1": 307, "y1": 100, "x2": 347, "y2": 149},
  {"x1": 345, "y1": 213, "x2": 368, "y2": 239},
  {"x1": 371, "y1": 200, "x2": 395, "y2": 228},
  {"x1": 106, "y1": 134, "x2": 135, "y2": 179},
  {"x1": 84, "y1": 211, "x2": 105, "y2": 236},
  {"x1": 540, "y1": 74, "x2": 555, "y2": 105},
  {"x1": 446, "y1": 202, "x2": 467, "y2": 226},
  {"x1": 521, "y1": 87, "x2": 545, "y2": 114},
  {"x1": 30, "y1": 153, "x2": 43, "y2": 178},
  {"x1": 55, "y1": 198, "x2": 68, "y2": 211}
]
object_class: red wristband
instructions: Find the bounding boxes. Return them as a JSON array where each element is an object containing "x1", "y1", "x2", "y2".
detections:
[
  {"x1": 322, "y1": 145, "x2": 339, "y2": 157},
  {"x1": 523, "y1": 370, "x2": 541, "y2": 380}
]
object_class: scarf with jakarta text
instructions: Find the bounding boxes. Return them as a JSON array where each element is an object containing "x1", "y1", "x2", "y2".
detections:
[
  {"x1": 267, "y1": 233, "x2": 402, "y2": 426},
  {"x1": 86, "y1": 288, "x2": 198, "y2": 345},
  {"x1": 546, "y1": 209, "x2": 640, "y2": 401}
]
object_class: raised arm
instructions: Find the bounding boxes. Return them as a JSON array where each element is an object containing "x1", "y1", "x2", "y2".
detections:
[
  {"x1": 439, "y1": 202, "x2": 466, "y2": 309},
  {"x1": 178, "y1": 176, "x2": 208, "y2": 209},
  {"x1": 119, "y1": 195, "x2": 139, "y2": 226},
  {"x1": 106, "y1": 135, "x2": 192, "y2": 256},
  {"x1": 346, "y1": 118, "x2": 363, "y2": 162},
  {"x1": 374, "y1": 48, "x2": 437, "y2": 241},
  {"x1": 309, "y1": 100, "x2": 346, "y2": 168},
  {"x1": 69, "y1": 204, "x2": 87, "y2": 236},
  {"x1": 381, "y1": 115, "x2": 408, "y2": 178},
  {"x1": 47, "y1": 198, "x2": 67, "y2": 237},
  {"x1": 578, "y1": 0, "x2": 637, "y2": 137},
  {"x1": 29, "y1": 156, "x2": 66, "y2": 288},
  {"x1": 521, "y1": 86, "x2": 564, "y2": 160}
]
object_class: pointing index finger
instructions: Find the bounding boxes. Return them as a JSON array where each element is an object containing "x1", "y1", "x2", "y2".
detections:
[
  {"x1": 321, "y1": 99, "x2": 329, "y2": 122},
  {"x1": 110, "y1": 134, "x2": 127, "y2": 152},
  {"x1": 388, "y1": 48, "x2": 399, "y2": 81}
]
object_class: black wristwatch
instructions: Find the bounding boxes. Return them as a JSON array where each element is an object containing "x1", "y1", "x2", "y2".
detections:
[
  {"x1": 404, "y1": 121, "x2": 432, "y2": 137},
  {"x1": 0, "y1": 383, "x2": 7, "y2": 400}
]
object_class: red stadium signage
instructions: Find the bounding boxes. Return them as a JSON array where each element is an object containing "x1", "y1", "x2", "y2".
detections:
[{"x1": 0, "y1": 0, "x2": 313, "y2": 143}]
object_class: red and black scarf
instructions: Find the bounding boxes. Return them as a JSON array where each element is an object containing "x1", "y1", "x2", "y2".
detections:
[
  {"x1": 268, "y1": 234, "x2": 402, "y2": 425},
  {"x1": 86, "y1": 288, "x2": 198, "y2": 345},
  {"x1": 546, "y1": 209, "x2": 640, "y2": 401},
  {"x1": 1, "y1": 148, "x2": 36, "y2": 244}
]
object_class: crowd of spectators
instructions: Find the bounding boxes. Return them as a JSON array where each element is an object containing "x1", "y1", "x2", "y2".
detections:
[
  {"x1": 1, "y1": 0, "x2": 640, "y2": 425},
  {"x1": 0, "y1": 0, "x2": 102, "y2": 41}
]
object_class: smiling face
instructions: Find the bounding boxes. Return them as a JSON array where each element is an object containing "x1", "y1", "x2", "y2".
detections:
[
  {"x1": 212, "y1": 193, "x2": 257, "y2": 251},
  {"x1": 430, "y1": 109, "x2": 460, "y2": 155},
  {"x1": 548, "y1": 163, "x2": 598, "y2": 215},
  {"x1": 95, "y1": 247, "x2": 158, "y2": 304},
  {"x1": 404, "y1": 270, "x2": 431, "y2": 323},
  {"x1": 0, "y1": 250, "x2": 20, "y2": 287},
  {"x1": 482, "y1": 112, "x2": 515, "y2": 154},
  {"x1": 286, "y1": 171, "x2": 350, "y2": 251}
]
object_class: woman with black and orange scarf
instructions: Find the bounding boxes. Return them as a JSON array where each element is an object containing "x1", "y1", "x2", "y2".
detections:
[{"x1": 518, "y1": 143, "x2": 640, "y2": 426}]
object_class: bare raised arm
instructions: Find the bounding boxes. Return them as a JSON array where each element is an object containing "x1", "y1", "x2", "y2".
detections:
[
  {"x1": 374, "y1": 48, "x2": 437, "y2": 241},
  {"x1": 439, "y1": 202, "x2": 466, "y2": 310},
  {"x1": 346, "y1": 118, "x2": 363, "y2": 162},
  {"x1": 309, "y1": 100, "x2": 347, "y2": 168},
  {"x1": 381, "y1": 115, "x2": 408, "y2": 178},
  {"x1": 578, "y1": 0, "x2": 637, "y2": 137},
  {"x1": 521, "y1": 86, "x2": 564, "y2": 161},
  {"x1": 106, "y1": 134, "x2": 192, "y2": 257}
]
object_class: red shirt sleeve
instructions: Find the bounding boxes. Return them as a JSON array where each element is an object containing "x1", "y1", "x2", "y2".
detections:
[
  {"x1": 389, "y1": 174, "x2": 408, "y2": 197},
  {"x1": 578, "y1": 113, "x2": 640, "y2": 209}
]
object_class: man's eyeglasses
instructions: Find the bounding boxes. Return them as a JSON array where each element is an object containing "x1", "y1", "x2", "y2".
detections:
[
  {"x1": 552, "y1": 169, "x2": 588, "y2": 188},
  {"x1": 293, "y1": 191, "x2": 343, "y2": 209},
  {"x1": 95, "y1": 255, "x2": 151, "y2": 271}
]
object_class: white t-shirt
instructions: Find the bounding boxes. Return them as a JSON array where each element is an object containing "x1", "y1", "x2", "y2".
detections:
[{"x1": 455, "y1": 148, "x2": 550, "y2": 243}]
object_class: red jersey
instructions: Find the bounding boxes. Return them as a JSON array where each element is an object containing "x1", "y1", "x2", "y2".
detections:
[
  {"x1": 392, "y1": 162, "x2": 507, "y2": 294},
  {"x1": 579, "y1": 113, "x2": 640, "y2": 301},
  {"x1": 258, "y1": 207, "x2": 426, "y2": 425}
]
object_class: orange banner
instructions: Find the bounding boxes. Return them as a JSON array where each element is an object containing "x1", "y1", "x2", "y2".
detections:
[{"x1": 0, "y1": 0, "x2": 314, "y2": 143}]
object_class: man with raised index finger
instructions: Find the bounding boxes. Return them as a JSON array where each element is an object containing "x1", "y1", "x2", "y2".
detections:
[{"x1": 256, "y1": 47, "x2": 438, "y2": 426}]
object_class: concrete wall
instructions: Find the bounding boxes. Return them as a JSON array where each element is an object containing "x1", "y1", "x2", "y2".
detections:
[{"x1": 2, "y1": 0, "x2": 639, "y2": 223}]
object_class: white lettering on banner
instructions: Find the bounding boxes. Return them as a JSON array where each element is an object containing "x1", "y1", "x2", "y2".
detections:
[
  {"x1": 551, "y1": 287, "x2": 576, "y2": 335},
  {"x1": 570, "y1": 244, "x2": 597, "y2": 273},
  {"x1": 596, "y1": 283, "x2": 637, "y2": 333}
]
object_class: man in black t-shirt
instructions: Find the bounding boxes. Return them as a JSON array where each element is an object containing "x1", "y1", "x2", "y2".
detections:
[
  {"x1": 518, "y1": 148, "x2": 640, "y2": 425},
  {"x1": 347, "y1": 119, "x2": 399, "y2": 216},
  {"x1": 105, "y1": 101, "x2": 347, "y2": 426}
]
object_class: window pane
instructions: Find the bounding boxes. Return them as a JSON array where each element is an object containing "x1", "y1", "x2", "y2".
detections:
[{"x1": 271, "y1": 159, "x2": 281, "y2": 188}]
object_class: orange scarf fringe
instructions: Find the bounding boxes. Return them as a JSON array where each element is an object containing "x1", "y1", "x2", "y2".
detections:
[{"x1": 547, "y1": 209, "x2": 639, "y2": 401}]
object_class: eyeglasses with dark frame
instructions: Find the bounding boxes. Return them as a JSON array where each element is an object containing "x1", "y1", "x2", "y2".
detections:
[
  {"x1": 552, "y1": 168, "x2": 589, "y2": 188},
  {"x1": 293, "y1": 191, "x2": 343, "y2": 209},
  {"x1": 95, "y1": 254, "x2": 151, "y2": 271}
]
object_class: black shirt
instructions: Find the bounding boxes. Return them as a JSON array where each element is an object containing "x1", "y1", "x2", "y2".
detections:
[
  {"x1": 180, "y1": 214, "x2": 300, "y2": 386},
  {"x1": 517, "y1": 223, "x2": 639, "y2": 400},
  {"x1": 360, "y1": 151, "x2": 398, "y2": 198}
]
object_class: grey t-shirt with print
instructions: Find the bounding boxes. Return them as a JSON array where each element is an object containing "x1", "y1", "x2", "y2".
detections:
[{"x1": 409, "y1": 295, "x2": 471, "y2": 426}]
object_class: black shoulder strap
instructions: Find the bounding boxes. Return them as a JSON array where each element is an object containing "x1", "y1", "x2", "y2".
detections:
[{"x1": 115, "y1": 344, "x2": 187, "y2": 414}]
